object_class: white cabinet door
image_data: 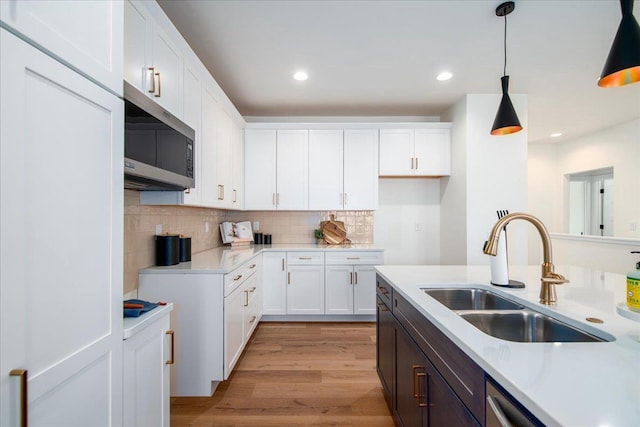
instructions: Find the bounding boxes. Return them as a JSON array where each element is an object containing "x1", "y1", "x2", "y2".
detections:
[
  {"x1": 217, "y1": 107, "x2": 234, "y2": 207},
  {"x1": 244, "y1": 129, "x2": 277, "y2": 210},
  {"x1": 262, "y1": 252, "x2": 287, "y2": 315},
  {"x1": 224, "y1": 283, "x2": 245, "y2": 378},
  {"x1": 325, "y1": 266, "x2": 354, "y2": 315},
  {"x1": 1, "y1": 0, "x2": 124, "y2": 95},
  {"x1": 124, "y1": 0, "x2": 152, "y2": 95},
  {"x1": 150, "y1": 23, "x2": 183, "y2": 117},
  {"x1": 379, "y1": 129, "x2": 414, "y2": 176},
  {"x1": 309, "y1": 130, "x2": 344, "y2": 210},
  {"x1": 231, "y1": 121, "x2": 244, "y2": 209},
  {"x1": 0, "y1": 29, "x2": 123, "y2": 426},
  {"x1": 200, "y1": 87, "x2": 219, "y2": 207},
  {"x1": 276, "y1": 130, "x2": 309, "y2": 210},
  {"x1": 353, "y1": 266, "x2": 377, "y2": 315},
  {"x1": 414, "y1": 128, "x2": 451, "y2": 176},
  {"x1": 286, "y1": 266, "x2": 325, "y2": 315},
  {"x1": 344, "y1": 129, "x2": 379, "y2": 210},
  {"x1": 182, "y1": 61, "x2": 202, "y2": 205},
  {"x1": 123, "y1": 313, "x2": 171, "y2": 427}
]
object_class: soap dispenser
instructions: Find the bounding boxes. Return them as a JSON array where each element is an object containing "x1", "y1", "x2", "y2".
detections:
[{"x1": 627, "y1": 251, "x2": 640, "y2": 312}]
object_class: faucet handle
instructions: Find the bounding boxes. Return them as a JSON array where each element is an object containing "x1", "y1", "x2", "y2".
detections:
[{"x1": 542, "y1": 272, "x2": 569, "y2": 285}]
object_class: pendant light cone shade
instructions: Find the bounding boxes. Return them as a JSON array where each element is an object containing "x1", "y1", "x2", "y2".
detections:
[
  {"x1": 598, "y1": 0, "x2": 640, "y2": 87},
  {"x1": 491, "y1": 76, "x2": 523, "y2": 135}
]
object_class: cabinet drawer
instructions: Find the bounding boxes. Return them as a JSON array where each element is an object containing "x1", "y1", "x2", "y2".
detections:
[
  {"x1": 394, "y1": 291, "x2": 484, "y2": 423},
  {"x1": 286, "y1": 252, "x2": 324, "y2": 265},
  {"x1": 224, "y1": 257, "x2": 260, "y2": 296},
  {"x1": 325, "y1": 251, "x2": 383, "y2": 265}
]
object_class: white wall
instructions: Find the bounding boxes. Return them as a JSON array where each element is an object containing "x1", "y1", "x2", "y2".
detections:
[
  {"x1": 441, "y1": 94, "x2": 529, "y2": 266},
  {"x1": 374, "y1": 178, "x2": 441, "y2": 264}
]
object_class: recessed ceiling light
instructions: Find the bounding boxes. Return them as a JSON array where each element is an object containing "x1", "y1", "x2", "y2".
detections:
[
  {"x1": 551, "y1": 132, "x2": 563, "y2": 138},
  {"x1": 293, "y1": 71, "x2": 308, "y2": 81},
  {"x1": 437, "y1": 71, "x2": 453, "y2": 81}
]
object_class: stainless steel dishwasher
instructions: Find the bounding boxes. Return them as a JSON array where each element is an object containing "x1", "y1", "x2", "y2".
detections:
[{"x1": 486, "y1": 379, "x2": 543, "y2": 427}]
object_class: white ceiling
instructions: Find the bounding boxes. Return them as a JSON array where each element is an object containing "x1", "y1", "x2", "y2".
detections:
[{"x1": 158, "y1": 0, "x2": 640, "y2": 143}]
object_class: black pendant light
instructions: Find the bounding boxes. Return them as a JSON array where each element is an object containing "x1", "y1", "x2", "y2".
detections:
[
  {"x1": 598, "y1": 0, "x2": 640, "y2": 87},
  {"x1": 491, "y1": 1, "x2": 523, "y2": 136}
]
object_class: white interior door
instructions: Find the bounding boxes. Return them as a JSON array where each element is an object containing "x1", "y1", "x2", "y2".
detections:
[{"x1": 1, "y1": 29, "x2": 123, "y2": 426}]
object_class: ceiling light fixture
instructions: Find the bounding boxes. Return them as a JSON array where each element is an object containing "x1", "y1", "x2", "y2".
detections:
[
  {"x1": 550, "y1": 132, "x2": 562, "y2": 138},
  {"x1": 437, "y1": 71, "x2": 453, "y2": 81},
  {"x1": 293, "y1": 71, "x2": 308, "y2": 81},
  {"x1": 491, "y1": 1, "x2": 523, "y2": 136},
  {"x1": 598, "y1": 0, "x2": 640, "y2": 87}
]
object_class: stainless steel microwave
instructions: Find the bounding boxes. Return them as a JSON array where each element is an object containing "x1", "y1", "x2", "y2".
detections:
[{"x1": 123, "y1": 81, "x2": 195, "y2": 191}]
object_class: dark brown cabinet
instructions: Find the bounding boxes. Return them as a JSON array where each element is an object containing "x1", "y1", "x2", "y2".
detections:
[{"x1": 377, "y1": 274, "x2": 481, "y2": 427}]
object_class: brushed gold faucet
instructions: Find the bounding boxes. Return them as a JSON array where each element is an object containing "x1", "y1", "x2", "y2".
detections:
[{"x1": 483, "y1": 212, "x2": 568, "y2": 304}]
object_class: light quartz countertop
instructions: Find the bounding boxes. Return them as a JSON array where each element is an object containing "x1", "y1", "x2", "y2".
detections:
[
  {"x1": 123, "y1": 302, "x2": 174, "y2": 340},
  {"x1": 375, "y1": 264, "x2": 640, "y2": 427},
  {"x1": 139, "y1": 244, "x2": 382, "y2": 274}
]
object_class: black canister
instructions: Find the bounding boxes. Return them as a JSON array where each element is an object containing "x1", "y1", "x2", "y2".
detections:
[
  {"x1": 264, "y1": 234, "x2": 272, "y2": 245},
  {"x1": 254, "y1": 232, "x2": 263, "y2": 244},
  {"x1": 179, "y1": 236, "x2": 192, "y2": 262},
  {"x1": 155, "y1": 234, "x2": 180, "y2": 266}
]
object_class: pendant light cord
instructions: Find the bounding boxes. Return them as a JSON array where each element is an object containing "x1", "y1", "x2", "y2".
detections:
[{"x1": 503, "y1": 14, "x2": 508, "y2": 77}]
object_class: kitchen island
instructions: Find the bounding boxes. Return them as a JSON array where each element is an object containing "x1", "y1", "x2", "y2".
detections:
[{"x1": 376, "y1": 264, "x2": 640, "y2": 426}]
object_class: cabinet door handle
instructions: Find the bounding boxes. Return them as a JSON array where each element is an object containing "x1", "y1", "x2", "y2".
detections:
[
  {"x1": 154, "y1": 72, "x2": 161, "y2": 97},
  {"x1": 185, "y1": 187, "x2": 191, "y2": 194},
  {"x1": 416, "y1": 372, "x2": 427, "y2": 407},
  {"x1": 165, "y1": 331, "x2": 175, "y2": 365},
  {"x1": 244, "y1": 290, "x2": 249, "y2": 307},
  {"x1": 377, "y1": 302, "x2": 389, "y2": 312},
  {"x1": 10, "y1": 369, "x2": 27, "y2": 427},
  {"x1": 354, "y1": 272, "x2": 358, "y2": 284},
  {"x1": 344, "y1": 193, "x2": 348, "y2": 206},
  {"x1": 218, "y1": 185, "x2": 224, "y2": 200},
  {"x1": 412, "y1": 365, "x2": 420, "y2": 398},
  {"x1": 249, "y1": 286, "x2": 257, "y2": 293},
  {"x1": 287, "y1": 272, "x2": 291, "y2": 284},
  {"x1": 281, "y1": 258, "x2": 285, "y2": 271},
  {"x1": 273, "y1": 193, "x2": 276, "y2": 206},
  {"x1": 147, "y1": 67, "x2": 156, "y2": 93},
  {"x1": 249, "y1": 315, "x2": 257, "y2": 324},
  {"x1": 350, "y1": 272, "x2": 353, "y2": 284},
  {"x1": 411, "y1": 157, "x2": 414, "y2": 170},
  {"x1": 234, "y1": 274, "x2": 242, "y2": 281},
  {"x1": 233, "y1": 189, "x2": 237, "y2": 203},
  {"x1": 276, "y1": 193, "x2": 280, "y2": 206},
  {"x1": 487, "y1": 395, "x2": 512, "y2": 427},
  {"x1": 415, "y1": 157, "x2": 419, "y2": 170}
]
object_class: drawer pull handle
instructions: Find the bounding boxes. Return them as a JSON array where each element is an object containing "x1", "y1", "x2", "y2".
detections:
[
  {"x1": 298, "y1": 257, "x2": 312, "y2": 260},
  {"x1": 234, "y1": 274, "x2": 242, "y2": 281},
  {"x1": 165, "y1": 331, "x2": 175, "y2": 365},
  {"x1": 10, "y1": 369, "x2": 27, "y2": 427},
  {"x1": 346, "y1": 257, "x2": 360, "y2": 260},
  {"x1": 244, "y1": 290, "x2": 249, "y2": 307},
  {"x1": 249, "y1": 264, "x2": 257, "y2": 269},
  {"x1": 249, "y1": 287, "x2": 257, "y2": 293},
  {"x1": 249, "y1": 315, "x2": 257, "y2": 324},
  {"x1": 416, "y1": 372, "x2": 427, "y2": 407}
]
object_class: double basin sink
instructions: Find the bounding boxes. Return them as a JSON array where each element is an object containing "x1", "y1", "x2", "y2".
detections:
[{"x1": 423, "y1": 288, "x2": 610, "y2": 343}]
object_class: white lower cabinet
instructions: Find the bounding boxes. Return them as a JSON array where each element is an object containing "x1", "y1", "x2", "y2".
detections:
[
  {"x1": 123, "y1": 305, "x2": 174, "y2": 427},
  {"x1": 325, "y1": 252, "x2": 383, "y2": 315},
  {"x1": 262, "y1": 250, "x2": 384, "y2": 318},
  {"x1": 138, "y1": 255, "x2": 261, "y2": 396}
]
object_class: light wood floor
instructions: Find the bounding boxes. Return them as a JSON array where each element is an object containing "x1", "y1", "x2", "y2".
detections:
[{"x1": 171, "y1": 322, "x2": 395, "y2": 427}]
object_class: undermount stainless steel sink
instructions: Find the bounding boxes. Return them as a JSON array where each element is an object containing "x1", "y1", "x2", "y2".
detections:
[
  {"x1": 459, "y1": 310, "x2": 607, "y2": 343},
  {"x1": 423, "y1": 288, "x2": 525, "y2": 311},
  {"x1": 423, "y1": 288, "x2": 612, "y2": 343}
]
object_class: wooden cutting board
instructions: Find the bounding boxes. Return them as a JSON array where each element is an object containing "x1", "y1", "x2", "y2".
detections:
[{"x1": 320, "y1": 215, "x2": 350, "y2": 245}]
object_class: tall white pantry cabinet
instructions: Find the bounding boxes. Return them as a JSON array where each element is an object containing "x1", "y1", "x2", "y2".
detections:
[{"x1": 0, "y1": 2, "x2": 124, "y2": 426}]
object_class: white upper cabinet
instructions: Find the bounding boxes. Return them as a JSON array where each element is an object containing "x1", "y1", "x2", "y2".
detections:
[
  {"x1": 231, "y1": 121, "x2": 244, "y2": 209},
  {"x1": 343, "y1": 129, "x2": 379, "y2": 210},
  {"x1": 0, "y1": 0, "x2": 124, "y2": 95},
  {"x1": 276, "y1": 130, "x2": 309, "y2": 210},
  {"x1": 200, "y1": 86, "x2": 220, "y2": 208},
  {"x1": 124, "y1": 0, "x2": 183, "y2": 117},
  {"x1": 244, "y1": 129, "x2": 277, "y2": 210},
  {"x1": 244, "y1": 129, "x2": 309, "y2": 210},
  {"x1": 217, "y1": 107, "x2": 234, "y2": 208},
  {"x1": 309, "y1": 130, "x2": 344, "y2": 211},
  {"x1": 308, "y1": 129, "x2": 378, "y2": 211},
  {"x1": 379, "y1": 126, "x2": 451, "y2": 177}
]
